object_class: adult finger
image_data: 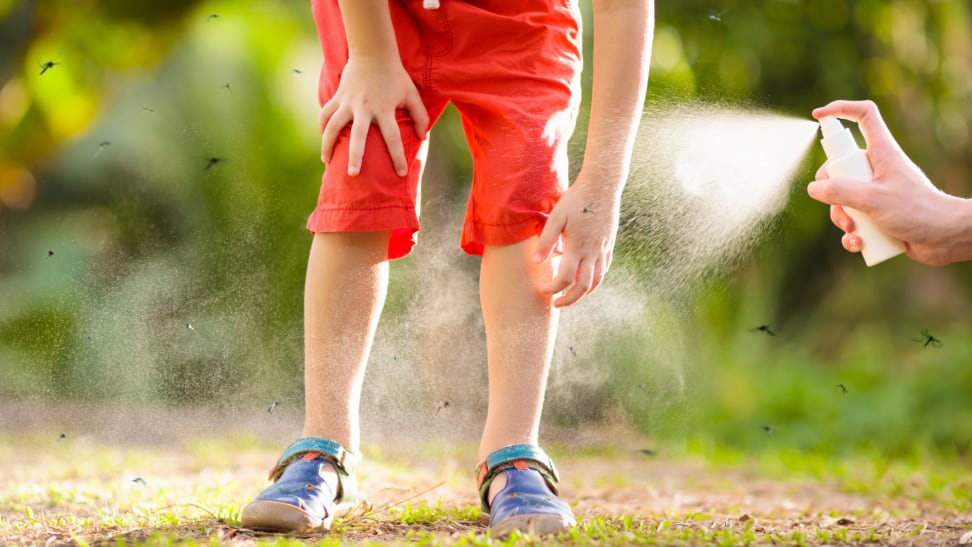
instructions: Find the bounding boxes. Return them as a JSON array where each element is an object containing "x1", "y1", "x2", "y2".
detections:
[
  {"x1": 807, "y1": 177, "x2": 871, "y2": 212},
  {"x1": 814, "y1": 162, "x2": 829, "y2": 181},
  {"x1": 841, "y1": 232, "x2": 863, "y2": 253},
  {"x1": 829, "y1": 204, "x2": 855, "y2": 233},
  {"x1": 812, "y1": 100, "x2": 897, "y2": 155}
]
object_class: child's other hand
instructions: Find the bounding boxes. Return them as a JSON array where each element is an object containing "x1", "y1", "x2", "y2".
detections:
[
  {"x1": 534, "y1": 176, "x2": 621, "y2": 308},
  {"x1": 319, "y1": 58, "x2": 429, "y2": 177}
]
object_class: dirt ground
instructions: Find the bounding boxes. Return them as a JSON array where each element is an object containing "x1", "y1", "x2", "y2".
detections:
[
  {"x1": 330, "y1": 454, "x2": 970, "y2": 546},
  {"x1": 1, "y1": 401, "x2": 969, "y2": 545}
]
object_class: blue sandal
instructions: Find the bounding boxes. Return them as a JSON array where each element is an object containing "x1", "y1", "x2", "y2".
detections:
[
  {"x1": 477, "y1": 444, "x2": 576, "y2": 538},
  {"x1": 241, "y1": 438, "x2": 362, "y2": 533}
]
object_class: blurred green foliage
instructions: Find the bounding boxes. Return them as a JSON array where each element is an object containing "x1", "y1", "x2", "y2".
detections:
[{"x1": 1, "y1": 0, "x2": 971, "y2": 459}]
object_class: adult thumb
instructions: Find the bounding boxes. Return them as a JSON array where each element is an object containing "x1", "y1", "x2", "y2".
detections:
[{"x1": 807, "y1": 177, "x2": 872, "y2": 213}]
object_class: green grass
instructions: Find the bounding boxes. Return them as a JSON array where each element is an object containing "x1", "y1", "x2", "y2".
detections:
[
  {"x1": 681, "y1": 442, "x2": 972, "y2": 511},
  {"x1": 1, "y1": 428, "x2": 969, "y2": 546}
]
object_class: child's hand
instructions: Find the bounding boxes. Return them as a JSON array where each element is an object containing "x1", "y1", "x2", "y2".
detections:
[
  {"x1": 319, "y1": 58, "x2": 429, "y2": 177},
  {"x1": 534, "y1": 174, "x2": 621, "y2": 307}
]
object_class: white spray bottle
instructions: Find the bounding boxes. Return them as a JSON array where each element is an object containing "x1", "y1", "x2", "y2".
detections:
[{"x1": 818, "y1": 116, "x2": 906, "y2": 266}]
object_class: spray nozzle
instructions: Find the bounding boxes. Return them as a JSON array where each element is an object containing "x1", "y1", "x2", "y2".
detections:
[
  {"x1": 818, "y1": 116, "x2": 845, "y2": 138},
  {"x1": 818, "y1": 116, "x2": 860, "y2": 160}
]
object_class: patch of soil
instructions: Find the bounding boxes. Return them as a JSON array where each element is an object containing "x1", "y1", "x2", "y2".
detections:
[{"x1": 1, "y1": 401, "x2": 969, "y2": 545}]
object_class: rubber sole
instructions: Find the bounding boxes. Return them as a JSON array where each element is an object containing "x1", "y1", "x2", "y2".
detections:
[
  {"x1": 240, "y1": 497, "x2": 364, "y2": 534},
  {"x1": 489, "y1": 513, "x2": 573, "y2": 539},
  {"x1": 240, "y1": 500, "x2": 324, "y2": 533}
]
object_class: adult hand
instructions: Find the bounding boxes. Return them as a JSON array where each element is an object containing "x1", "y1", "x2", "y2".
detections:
[{"x1": 807, "y1": 100, "x2": 970, "y2": 266}]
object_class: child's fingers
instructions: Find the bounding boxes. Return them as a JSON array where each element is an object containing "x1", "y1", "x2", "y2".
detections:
[
  {"x1": 404, "y1": 91, "x2": 430, "y2": 139},
  {"x1": 543, "y1": 254, "x2": 579, "y2": 298},
  {"x1": 319, "y1": 101, "x2": 337, "y2": 134},
  {"x1": 376, "y1": 116, "x2": 407, "y2": 177},
  {"x1": 553, "y1": 259, "x2": 598, "y2": 308},
  {"x1": 591, "y1": 254, "x2": 607, "y2": 291},
  {"x1": 346, "y1": 115, "x2": 372, "y2": 176},
  {"x1": 321, "y1": 108, "x2": 351, "y2": 164},
  {"x1": 534, "y1": 213, "x2": 565, "y2": 264},
  {"x1": 553, "y1": 259, "x2": 592, "y2": 308}
]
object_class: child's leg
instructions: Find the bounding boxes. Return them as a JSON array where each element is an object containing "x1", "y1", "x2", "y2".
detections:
[
  {"x1": 303, "y1": 230, "x2": 391, "y2": 451},
  {"x1": 478, "y1": 236, "x2": 558, "y2": 499},
  {"x1": 241, "y1": 230, "x2": 389, "y2": 533}
]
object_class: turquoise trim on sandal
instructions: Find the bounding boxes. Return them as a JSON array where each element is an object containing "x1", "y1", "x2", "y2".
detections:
[
  {"x1": 482, "y1": 445, "x2": 559, "y2": 482},
  {"x1": 270, "y1": 437, "x2": 359, "y2": 480}
]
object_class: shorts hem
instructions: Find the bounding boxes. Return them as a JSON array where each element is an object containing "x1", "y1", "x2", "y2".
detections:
[
  {"x1": 306, "y1": 205, "x2": 420, "y2": 260},
  {"x1": 461, "y1": 216, "x2": 547, "y2": 256}
]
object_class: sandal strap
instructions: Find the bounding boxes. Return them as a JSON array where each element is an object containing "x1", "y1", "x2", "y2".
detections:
[
  {"x1": 269, "y1": 437, "x2": 359, "y2": 481},
  {"x1": 476, "y1": 444, "x2": 560, "y2": 511}
]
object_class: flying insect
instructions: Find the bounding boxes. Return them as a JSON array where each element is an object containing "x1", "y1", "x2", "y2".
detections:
[
  {"x1": 915, "y1": 328, "x2": 943, "y2": 348},
  {"x1": 750, "y1": 325, "x2": 775, "y2": 336}
]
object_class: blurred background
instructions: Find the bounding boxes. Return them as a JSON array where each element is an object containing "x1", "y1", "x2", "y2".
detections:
[{"x1": 1, "y1": 0, "x2": 971, "y2": 460}]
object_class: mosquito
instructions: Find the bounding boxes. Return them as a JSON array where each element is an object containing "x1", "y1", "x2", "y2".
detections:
[
  {"x1": 267, "y1": 401, "x2": 279, "y2": 414},
  {"x1": 582, "y1": 202, "x2": 594, "y2": 214},
  {"x1": 38, "y1": 60, "x2": 61, "y2": 75},
  {"x1": 915, "y1": 328, "x2": 943, "y2": 348},
  {"x1": 836, "y1": 383, "x2": 848, "y2": 394},
  {"x1": 750, "y1": 325, "x2": 775, "y2": 336},
  {"x1": 204, "y1": 157, "x2": 223, "y2": 170},
  {"x1": 435, "y1": 400, "x2": 450, "y2": 414}
]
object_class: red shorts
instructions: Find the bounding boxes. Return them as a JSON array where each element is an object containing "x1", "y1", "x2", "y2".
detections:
[{"x1": 307, "y1": 0, "x2": 582, "y2": 259}]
